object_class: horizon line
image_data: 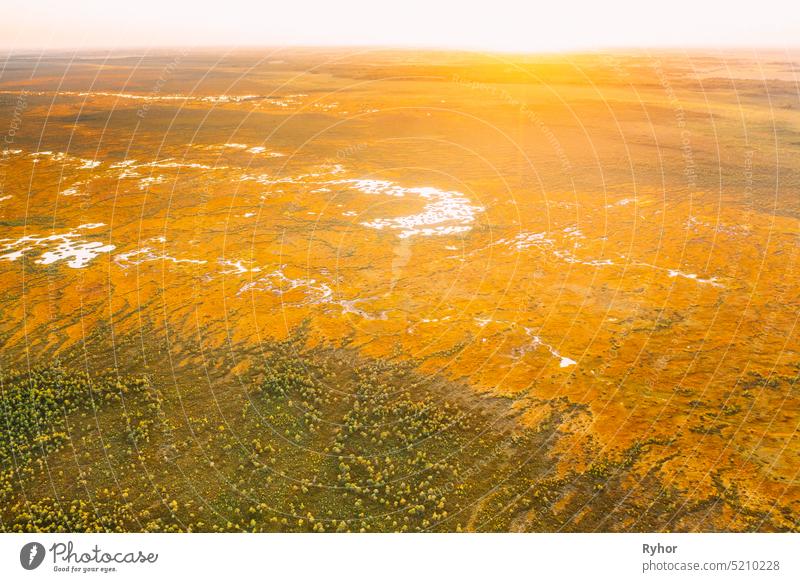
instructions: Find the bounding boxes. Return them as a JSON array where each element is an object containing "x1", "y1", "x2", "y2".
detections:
[{"x1": 1, "y1": 43, "x2": 800, "y2": 57}]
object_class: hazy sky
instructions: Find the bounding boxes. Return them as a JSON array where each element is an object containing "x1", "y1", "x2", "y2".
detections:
[{"x1": 1, "y1": 0, "x2": 798, "y2": 52}]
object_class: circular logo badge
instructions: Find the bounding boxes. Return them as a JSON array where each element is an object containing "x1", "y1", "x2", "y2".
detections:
[{"x1": 20, "y1": 542, "x2": 46, "y2": 570}]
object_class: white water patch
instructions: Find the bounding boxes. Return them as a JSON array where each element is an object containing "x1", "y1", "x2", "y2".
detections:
[
  {"x1": 30, "y1": 151, "x2": 65, "y2": 163},
  {"x1": 246, "y1": 146, "x2": 285, "y2": 156},
  {"x1": 78, "y1": 159, "x2": 101, "y2": 169},
  {"x1": 606, "y1": 197, "x2": 634, "y2": 208},
  {"x1": 552, "y1": 248, "x2": 614, "y2": 267},
  {"x1": 110, "y1": 160, "x2": 141, "y2": 178},
  {"x1": 141, "y1": 160, "x2": 218, "y2": 170},
  {"x1": 265, "y1": 94, "x2": 307, "y2": 108},
  {"x1": 114, "y1": 248, "x2": 207, "y2": 269},
  {"x1": 497, "y1": 231, "x2": 553, "y2": 251},
  {"x1": 138, "y1": 176, "x2": 166, "y2": 189},
  {"x1": 238, "y1": 173, "x2": 273, "y2": 185},
  {"x1": 479, "y1": 230, "x2": 613, "y2": 268},
  {"x1": 28, "y1": 151, "x2": 103, "y2": 171},
  {"x1": 239, "y1": 268, "x2": 333, "y2": 302},
  {"x1": 62, "y1": 91, "x2": 264, "y2": 104},
  {"x1": 420, "y1": 316, "x2": 451, "y2": 324},
  {"x1": 0, "y1": 223, "x2": 114, "y2": 269},
  {"x1": 200, "y1": 95, "x2": 260, "y2": 104},
  {"x1": 514, "y1": 328, "x2": 576, "y2": 369},
  {"x1": 451, "y1": 231, "x2": 552, "y2": 259},
  {"x1": 74, "y1": 91, "x2": 191, "y2": 101},
  {"x1": 339, "y1": 299, "x2": 387, "y2": 320},
  {"x1": 0, "y1": 195, "x2": 11, "y2": 202},
  {"x1": 313, "y1": 101, "x2": 340, "y2": 112},
  {"x1": 335, "y1": 179, "x2": 483, "y2": 239},
  {"x1": 111, "y1": 159, "x2": 226, "y2": 176},
  {"x1": 238, "y1": 163, "x2": 344, "y2": 187},
  {"x1": 326, "y1": 164, "x2": 345, "y2": 175},
  {"x1": 484, "y1": 229, "x2": 720, "y2": 285},
  {"x1": 207, "y1": 143, "x2": 285, "y2": 157},
  {"x1": 622, "y1": 257, "x2": 724, "y2": 288},
  {"x1": 563, "y1": 226, "x2": 584, "y2": 238},
  {"x1": 60, "y1": 185, "x2": 86, "y2": 197},
  {"x1": 239, "y1": 267, "x2": 385, "y2": 319},
  {"x1": 110, "y1": 160, "x2": 138, "y2": 168},
  {"x1": 684, "y1": 216, "x2": 752, "y2": 237},
  {"x1": 218, "y1": 258, "x2": 261, "y2": 275},
  {"x1": 667, "y1": 269, "x2": 722, "y2": 287},
  {"x1": 38, "y1": 241, "x2": 116, "y2": 268},
  {"x1": 1, "y1": 248, "x2": 27, "y2": 261}
]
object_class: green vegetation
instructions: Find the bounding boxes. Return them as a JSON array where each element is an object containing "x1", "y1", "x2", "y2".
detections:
[
  {"x1": 0, "y1": 367, "x2": 161, "y2": 502},
  {"x1": 1, "y1": 332, "x2": 796, "y2": 532}
]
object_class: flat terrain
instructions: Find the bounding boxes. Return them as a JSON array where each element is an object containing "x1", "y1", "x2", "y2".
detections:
[{"x1": 0, "y1": 49, "x2": 798, "y2": 531}]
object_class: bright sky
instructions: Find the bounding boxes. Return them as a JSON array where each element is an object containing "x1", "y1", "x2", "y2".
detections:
[{"x1": 1, "y1": 0, "x2": 798, "y2": 52}]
